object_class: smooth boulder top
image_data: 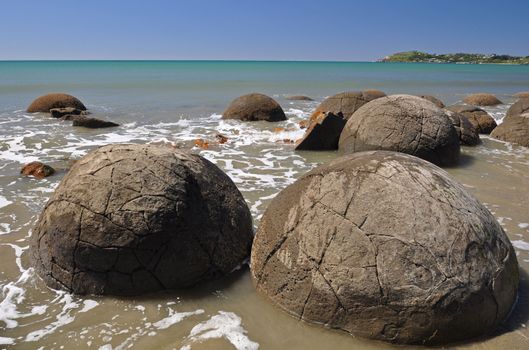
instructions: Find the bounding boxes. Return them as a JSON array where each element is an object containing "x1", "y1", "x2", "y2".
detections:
[
  {"x1": 445, "y1": 109, "x2": 480, "y2": 146},
  {"x1": 311, "y1": 90, "x2": 384, "y2": 121},
  {"x1": 31, "y1": 144, "x2": 253, "y2": 295},
  {"x1": 514, "y1": 92, "x2": 529, "y2": 99},
  {"x1": 446, "y1": 104, "x2": 497, "y2": 134},
  {"x1": 339, "y1": 94, "x2": 460, "y2": 166},
  {"x1": 362, "y1": 89, "x2": 387, "y2": 100},
  {"x1": 27, "y1": 93, "x2": 87, "y2": 113},
  {"x1": 251, "y1": 150, "x2": 519, "y2": 345},
  {"x1": 222, "y1": 93, "x2": 287, "y2": 122},
  {"x1": 491, "y1": 98, "x2": 529, "y2": 147},
  {"x1": 418, "y1": 95, "x2": 445, "y2": 108},
  {"x1": 463, "y1": 93, "x2": 503, "y2": 106}
]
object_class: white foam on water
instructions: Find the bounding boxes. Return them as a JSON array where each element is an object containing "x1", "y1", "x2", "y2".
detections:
[
  {"x1": 182, "y1": 311, "x2": 259, "y2": 350},
  {"x1": 152, "y1": 309, "x2": 205, "y2": 330},
  {"x1": 512, "y1": 240, "x2": 529, "y2": 251},
  {"x1": 79, "y1": 300, "x2": 99, "y2": 313},
  {"x1": 0, "y1": 196, "x2": 12, "y2": 209},
  {"x1": 518, "y1": 223, "x2": 529, "y2": 229},
  {"x1": 0, "y1": 336, "x2": 15, "y2": 345}
]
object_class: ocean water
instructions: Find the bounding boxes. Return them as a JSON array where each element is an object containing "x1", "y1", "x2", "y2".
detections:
[{"x1": 0, "y1": 61, "x2": 529, "y2": 349}]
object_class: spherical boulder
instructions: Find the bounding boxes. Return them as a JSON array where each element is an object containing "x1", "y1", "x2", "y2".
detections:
[
  {"x1": 223, "y1": 93, "x2": 287, "y2": 122},
  {"x1": 514, "y1": 92, "x2": 529, "y2": 99},
  {"x1": 251, "y1": 151, "x2": 519, "y2": 345},
  {"x1": 362, "y1": 89, "x2": 387, "y2": 100},
  {"x1": 27, "y1": 93, "x2": 87, "y2": 113},
  {"x1": 446, "y1": 105, "x2": 497, "y2": 134},
  {"x1": 418, "y1": 95, "x2": 445, "y2": 108},
  {"x1": 463, "y1": 93, "x2": 503, "y2": 106},
  {"x1": 285, "y1": 95, "x2": 313, "y2": 101},
  {"x1": 491, "y1": 98, "x2": 529, "y2": 147},
  {"x1": 338, "y1": 95, "x2": 460, "y2": 166},
  {"x1": 445, "y1": 109, "x2": 480, "y2": 146},
  {"x1": 31, "y1": 144, "x2": 253, "y2": 295},
  {"x1": 311, "y1": 91, "x2": 383, "y2": 122}
]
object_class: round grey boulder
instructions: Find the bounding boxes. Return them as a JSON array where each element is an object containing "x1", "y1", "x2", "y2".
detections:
[
  {"x1": 491, "y1": 98, "x2": 529, "y2": 147},
  {"x1": 338, "y1": 95, "x2": 460, "y2": 166},
  {"x1": 223, "y1": 93, "x2": 287, "y2": 122},
  {"x1": 31, "y1": 144, "x2": 253, "y2": 295},
  {"x1": 251, "y1": 151, "x2": 519, "y2": 345}
]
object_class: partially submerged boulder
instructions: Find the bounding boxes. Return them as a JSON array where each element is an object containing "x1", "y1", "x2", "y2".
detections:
[
  {"x1": 69, "y1": 115, "x2": 119, "y2": 128},
  {"x1": 27, "y1": 93, "x2": 86, "y2": 113},
  {"x1": 445, "y1": 110, "x2": 480, "y2": 146},
  {"x1": 339, "y1": 95, "x2": 460, "y2": 166},
  {"x1": 251, "y1": 151, "x2": 519, "y2": 345},
  {"x1": 223, "y1": 93, "x2": 287, "y2": 122},
  {"x1": 31, "y1": 144, "x2": 253, "y2": 295},
  {"x1": 491, "y1": 98, "x2": 529, "y2": 147},
  {"x1": 418, "y1": 95, "x2": 445, "y2": 108},
  {"x1": 285, "y1": 95, "x2": 313, "y2": 101},
  {"x1": 295, "y1": 112, "x2": 346, "y2": 151},
  {"x1": 463, "y1": 93, "x2": 502, "y2": 106},
  {"x1": 310, "y1": 91, "x2": 383, "y2": 122},
  {"x1": 21, "y1": 162, "x2": 55, "y2": 179},
  {"x1": 362, "y1": 89, "x2": 387, "y2": 100},
  {"x1": 446, "y1": 105, "x2": 497, "y2": 134},
  {"x1": 50, "y1": 107, "x2": 85, "y2": 119}
]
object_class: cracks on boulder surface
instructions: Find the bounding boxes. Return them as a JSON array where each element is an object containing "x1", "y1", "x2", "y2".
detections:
[{"x1": 70, "y1": 208, "x2": 84, "y2": 287}]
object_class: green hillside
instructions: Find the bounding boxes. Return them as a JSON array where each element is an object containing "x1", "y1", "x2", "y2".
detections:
[{"x1": 380, "y1": 51, "x2": 529, "y2": 64}]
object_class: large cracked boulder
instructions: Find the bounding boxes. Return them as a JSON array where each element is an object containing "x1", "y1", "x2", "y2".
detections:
[
  {"x1": 339, "y1": 95, "x2": 460, "y2": 166},
  {"x1": 463, "y1": 93, "x2": 503, "y2": 106},
  {"x1": 251, "y1": 151, "x2": 519, "y2": 345},
  {"x1": 446, "y1": 105, "x2": 497, "y2": 134},
  {"x1": 310, "y1": 91, "x2": 383, "y2": 122},
  {"x1": 31, "y1": 144, "x2": 253, "y2": 295},
  {"x1": 223, "y1": 93, "x2": 287, "y2": 122},
  {"x1": 445, "y1": 110, "x2": 480, "y2": 146},
  {"x1": 491, "y1": 98, "x2": 529, "y2": 147},
  {"x1": 27, "y1": 93, "x2": 87, "y2": 113}
]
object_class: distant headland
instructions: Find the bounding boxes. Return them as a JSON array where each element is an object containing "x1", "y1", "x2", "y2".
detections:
[{"x1": 380, "y1": 51, "x2": 529, "y2": 64}]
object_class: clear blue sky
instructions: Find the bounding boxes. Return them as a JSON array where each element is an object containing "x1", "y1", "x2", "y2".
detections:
[{"x1": 1, "y1": 0, "x2": 528, "y2": 61}]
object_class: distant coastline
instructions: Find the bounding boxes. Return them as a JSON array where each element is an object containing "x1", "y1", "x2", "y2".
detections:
[{"x1": 380, "y1": 51, "x2": 529, "y2": 65}]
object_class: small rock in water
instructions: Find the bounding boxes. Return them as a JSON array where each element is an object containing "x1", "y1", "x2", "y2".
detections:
[
  {"x1": 194, "y1": 138, "x2": 209, "y2": 149},
  {"x1": 68, "y1": 115, "x2": 119, "y2": 128},
  {"x1": 223, "y1": 93, "x2": 287, "y2": 122},
  {"x1": 447, "y1": 105, "x2": 497, "y2": 134},
  {"x1": 21, "y1": 162, "x2": 55, "y2": 179},
  {"x1": 215, "y1": 133, "x2": 229, "y2": 144},
  {"x1": 463, "y1": 93, "x2": 503, "y2": 106}
]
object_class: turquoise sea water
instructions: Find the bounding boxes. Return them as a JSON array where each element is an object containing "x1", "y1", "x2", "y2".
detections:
[
  {"x1": 1, "y1": 61, "x2": 529, "y2": 115},
  {"x1": 1, "y1": 61, "x2": 529, "y2": 350}
]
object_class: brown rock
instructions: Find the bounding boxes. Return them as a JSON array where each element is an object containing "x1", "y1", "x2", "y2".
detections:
[
  {"x1": 514, "y1": 92, "x2": 529, "y2": 99},
  {"x1": 223, "y1": 93, "x2": 287, "y2": 122},
  {"x1": 27, "y1": 93, "x2": 87, "y2": 113},
  {"x1": 194, "y1": 138, "x2": 210, "y2": 149},
  {"x1": 339, "y1": 95, "x2": 460, "y2": 166},
  {"x1": 310, "y1": 91, "x2": 381, "y2": 122},
  {"x1": 446, "y1": 105, "x2": 497, "y2": 134},
  {"x1": 285, "y1": 95, "x2": 313, "y2": 101},
  {"x1": 50, "y1": 107, "x2": 84, "y2": 118},
  {"x1": 215, "y1": 134, "x2": 229, "y2": 144},
  {"x1": 30, "y1": 144, "x2": 253, "y2": 295},
  {"x1": 295, "y1": 112, "x2": 346, "y2": 151},
  {"x1": 463, "y1": 93, "x2": 503, "y2": 106},
  {"x1": 491, "y1": 98, "x2": 529, "y2": 147},
  {"x1": 251, "y1": 150, "x2": 519, "y2": 345},
  {"x1": 445, "y1": 110, "x2": 480, "y2": 146},
  {"x1": 418, "y1": 95, "x2": 445, "y2": 108},
  {"x1": 21, "y1": 162, "x2": 55, "y2": 179}
]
